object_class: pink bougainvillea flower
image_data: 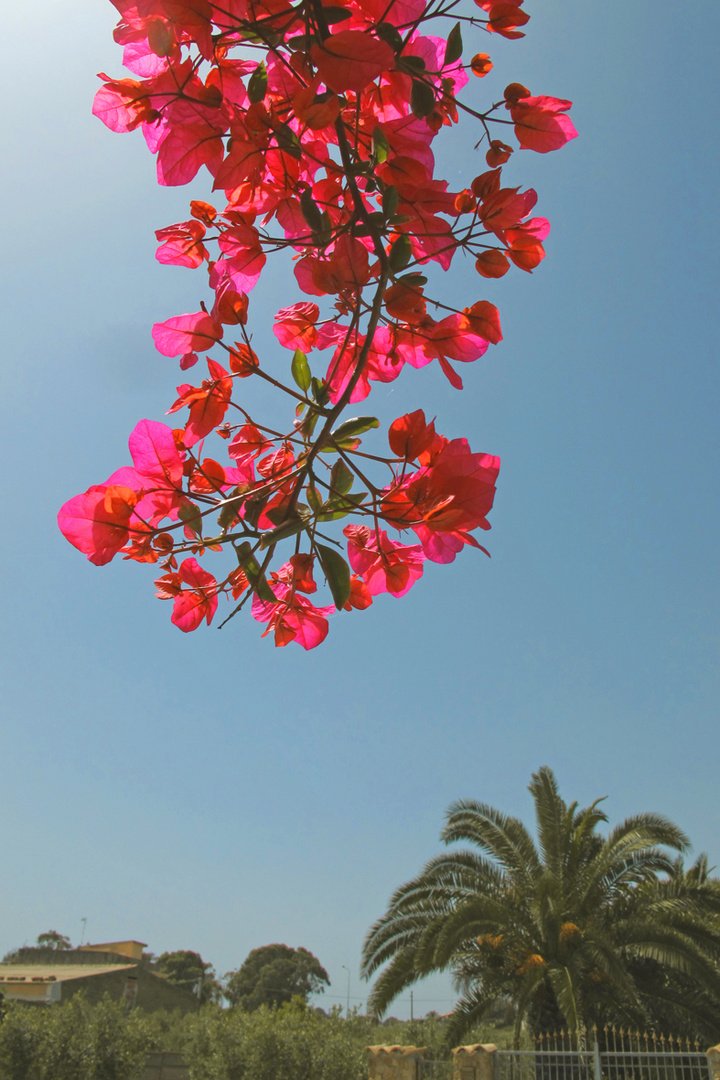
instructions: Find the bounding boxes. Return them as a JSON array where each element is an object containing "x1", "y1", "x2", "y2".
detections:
[
  {"x1": 251, "y1": 564, "x2": 335, "y2": 649},
  {"x1": 388, "y1": 410, "x2": 436, "y2": 461},
  {"x1": 166, "y1": 358, "x2": 234, "y2": 445},
  {"x1": 344, "y1": 525, "x2": 426, "y2": 597},
  {"x1": 217, "y1": 223, "x2": 266, "y2": 292},
  {"x1": 92, "y1": 75, "x2": 155, "y2": 132},
  {"x1": 152, "y1": 310, "x2": 222, "y2": 359},
  {"x1": 508, "y1": 94, "x2": 578, "y2": 153},
  {"x1": 310, "y1": 31, "x2": 395, "y2": 93},
  {"x1": 381, "y1": 437, "x2": 500, "y2": 563},
  {"x1": 58, "y1": 484, "x2": 139, "y2": 566},
  {"x1": 155, "y1": 557, "x2": 218, "y2": 632},
  {"x1": 155, "y1": 219, "x2": 208, "y2": 267},
  {"x1": 273, "y1": 302, "x2": 320, "y2": 351}
]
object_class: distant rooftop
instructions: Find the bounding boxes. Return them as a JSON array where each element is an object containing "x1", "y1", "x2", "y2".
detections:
[
  {"x1": 0, "y1": 964, "x2": 136, "y2": 983},
  {"x1": 78, "y1": 940, "x2": 147, "y2": 961}
]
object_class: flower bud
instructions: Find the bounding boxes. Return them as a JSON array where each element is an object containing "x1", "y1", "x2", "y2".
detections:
[
  {"x1": 470, "y1": 53, "x2": 493, "y2": 77},
  {"x1": 454, "y1": 189, "x2": 477, "y2": 214},
  {"x1": 504, "y1": 82, "x2": 531, "y2": 106},
  {"x1": 475, "y1": 250, "x2": 510, "y2": 278},
  {"x1": 485, "y1": 140, "x2": 513, "y2": 167}
]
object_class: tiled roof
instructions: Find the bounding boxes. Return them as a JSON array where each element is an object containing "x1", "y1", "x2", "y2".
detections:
[{"x1": 0, "y1": 964, "x2": 137, "y2": 983}]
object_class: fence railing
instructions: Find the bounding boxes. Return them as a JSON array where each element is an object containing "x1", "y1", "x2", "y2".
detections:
[{"x1": 368, "y1": 1031, "x2": 719, "y2": 1080}]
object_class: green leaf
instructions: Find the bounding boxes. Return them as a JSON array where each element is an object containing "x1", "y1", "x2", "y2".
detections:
[
  {"x1": 400, "y1": 55, "x2": 426, "y2": 74},
  {"x1": 306, "y1": 484, "x2": 323, "y2": 513},
  {"x1": 388, "y1": 233, "x2": 411, "y2": 272},
  {"x1": 178, "y1": 502, "x2": 203, "y2": 536},
  {"x1": 330, "y1": 458, "x2": 354, "y2": 495},
  {"x1": 236, "y1": 542, "x2": 276, "y2": 602},
  {"x1": 217, "y1": 491, "x2": 245, "y2": 531},
  {"x1": 248, "y1": 61, "x2": 268, "y2": 103},
  {"x1": 298, "y1": 409, "x2": 320, "y2": 439},
  {"x1": 300, "y1": 189, "x2": 323, "y2": 233},
  {"x1": 382, "y1": 185, "x2": 399, "y2": 219},
  {"x1": 259, "y1": 514, "x2": 309, "y2": 548},
  {"x1": 375, "y1": 22, "x2": 403, "y2": 51},
  {"x1": 287, "y1": 33, "x2": 315, "y2": 51},
  {"x1": 320, "y1": 440, "x2": 360, "y2": 454},
  {"x1": 291, "y1": 348, "x2": 312, "y2": 392},
  {"x1": 311, "y1": 377, "x2": 330, "y2": 406},
  {"x1": 320, "y1": 490, "x2": 366, "y2": 519},
  {"x1": 398, "y1": 272, "x2": 428, "y2": 286},
  {"x1": 444, "y1": 22, "x2": 463, "y2": 65},
  {"x1": 372, "y1": 126, "x2": 390, "y2": 164},
  {"x1": 322, "y1": 5, "x2": 352, "y2": 21},
  {"x1": 330, "y1": 415, "x2": 379, "y2": 442},
  {"x1": 275, "y1": 124, "x2": 301, "y2": 159},
  {"x1": 411, "y1": 78, "x2": 435, "y2": 119},
  {"x1": 317, "y1": 543, "x2": 351, "y2": 609}
]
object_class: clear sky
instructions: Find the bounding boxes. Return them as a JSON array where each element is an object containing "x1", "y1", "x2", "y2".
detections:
[{"x1": 1, "y1": 0, "x2": 718, "y2": 1018}]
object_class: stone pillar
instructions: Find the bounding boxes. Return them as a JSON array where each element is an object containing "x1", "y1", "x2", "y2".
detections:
[
  {"x1": 707, "y1": 1046, "x2": 720, "y2": 1080},
  {"x1": 366, "y1": 1045, "x2": 427, "y2": 1080},
  {"x1": 451, "y1": 1044, "x2": 498, "y2": 1080}
]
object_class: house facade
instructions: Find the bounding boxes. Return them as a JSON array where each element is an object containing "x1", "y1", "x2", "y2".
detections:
[{"x1": 0, "y1": 940, "x2": 198, "y2": 1012}]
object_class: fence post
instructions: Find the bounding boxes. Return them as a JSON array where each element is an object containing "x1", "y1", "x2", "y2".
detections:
[
  {"x1": 452, "y1": 1043, "x2": 498, "y2": 1080},
  {"x1": 366, "y1": 1045, "x2": 427, "y2": 1080},
  {"x1": 593, "y1": 1041, "x2": 602, "y2": 1080},
  {"x1": 706, "y1": 1046, "x2": 720, "y2": 1080}
]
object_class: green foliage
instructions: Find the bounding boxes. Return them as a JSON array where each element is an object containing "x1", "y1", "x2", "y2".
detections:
[
  {"x1": 35, "y1": 932, "x2": 71, "y2": 951},
  {"x1": 154, "y1": 950, "x2": 223, "y2": 1005},
  {"x1": 4, "y1": 931, "x2": 72, "y2": 963},
  {"x1": 361, "y1": 767, "x2": 720, "y2": 1045},
  {"x1": 0, "y1": 996, "x2": 147, "y2": 1080},
  {"x1": 224, "y1": 945, "x2": 330, "y2": 1011}
]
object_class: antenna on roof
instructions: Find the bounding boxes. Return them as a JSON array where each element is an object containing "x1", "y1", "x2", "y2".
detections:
[{"x1": 79, "y1": 918, "x2": 87, "y2": 946}]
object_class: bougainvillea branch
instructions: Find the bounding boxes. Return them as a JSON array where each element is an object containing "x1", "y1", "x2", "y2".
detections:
[{"x1": 59, "y1": 0, "x2": 576, "y2": 648}]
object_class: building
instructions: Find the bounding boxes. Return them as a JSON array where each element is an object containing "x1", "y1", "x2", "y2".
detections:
[{"x1": 0, "y1": 940, "x2": 198, "y2": 1012}]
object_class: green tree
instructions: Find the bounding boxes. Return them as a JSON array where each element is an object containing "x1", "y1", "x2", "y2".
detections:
[
  {"x1": 3, "y1": 930, "x2": 72, "y2": 963},
  {"x1": 35, "y1": 931, "x2": 71, "y2": 950},
  {"x1": 224, "y1": 945, "x2": 330, "y2": 1010},
  {"x1": 154, "y1": 950, "x2": 223, "y2": 1005},
  {"x1": 361, "y1": 767, "x2": 720, "y2": 1044}
]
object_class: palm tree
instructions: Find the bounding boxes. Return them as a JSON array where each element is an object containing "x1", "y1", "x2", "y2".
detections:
[{"x1": 361, "y1": 768, "x2": 720, "y2": 1045}]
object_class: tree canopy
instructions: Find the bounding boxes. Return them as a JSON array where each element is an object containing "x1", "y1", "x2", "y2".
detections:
[
  {"x1": 153, "y1": 950, "x2": 223, "y2": 1005},
  {"x1": 224, "y1": 945, "x2": 330, "y2": 1010},
  {"x1": 3, "y1": 931, "x2": 73, "y2": 962},
  {"x1": 35, "y1": 931, "x2": 71, "y2": 950},
  {"x1": 361, "y1": 767, "x2": 720, "y2": 1044}
]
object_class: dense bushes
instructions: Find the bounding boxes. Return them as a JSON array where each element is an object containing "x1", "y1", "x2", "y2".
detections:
[
  {"x1": 0, "y1": 996, "x2": 512, "y2": 1080},
  {"x1": 0, "y1": 996, "x2": 147, "y2": 1080}
]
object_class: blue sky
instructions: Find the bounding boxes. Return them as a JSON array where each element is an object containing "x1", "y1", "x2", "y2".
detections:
[{"x1": 1, "y1": 1, "x2": 718, "y2": 1017}]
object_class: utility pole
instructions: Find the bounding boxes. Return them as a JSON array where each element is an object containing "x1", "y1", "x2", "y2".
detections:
[
  {"x1": 342, "y1": 965, "x2": 351, "y2": 1019},
  {"x1": 79, "y1": 918, "x2": 87, "y2": 946},
  {"x1": 410, "y1": 990, "x2": 414, "y2": 1021}
]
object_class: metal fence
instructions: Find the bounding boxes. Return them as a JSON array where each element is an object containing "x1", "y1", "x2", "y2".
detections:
[{"x1": 494, "y1": 1029, "x2": 713, "y2": 1080}]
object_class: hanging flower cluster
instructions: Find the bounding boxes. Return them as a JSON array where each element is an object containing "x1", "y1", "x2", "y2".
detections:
[{"x1": 59, "y1": 0, "x2": 576, "y2": 648}]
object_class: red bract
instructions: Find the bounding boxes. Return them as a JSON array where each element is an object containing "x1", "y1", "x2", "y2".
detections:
[
  {"x1": 152, "y1": 310, "x2": 222, "y2": 360},
  {"x1": 381, "y1": 438, "x2": 500, "y2": 563},
  {"x1": 155, "y1": 557, "x2": 218, "y2": 632},
  {"x1": 166, "y1": 358, "x2": 233, "y2": 445},
  {"x1": 251, "y1": 566, "x2": 335, "y2": 649},
  {"x1": 155, "y1": 220, "x2": 208, "y2": 267},
  {"x1": 60, "y1": 0, "x2": 577, "y2": 646},
  {"x1": 344, "y1": 526, "x2": 426, "y2": 598},
  {"x1": 58, "y1": 484, "x2": 139, "y2": 566},
  {"x1": 508, "y1": 94, "x2": 579, "y2": 153},
  {"x1": 310, "y1": 32, "x2": 395, "y2": 93}
]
